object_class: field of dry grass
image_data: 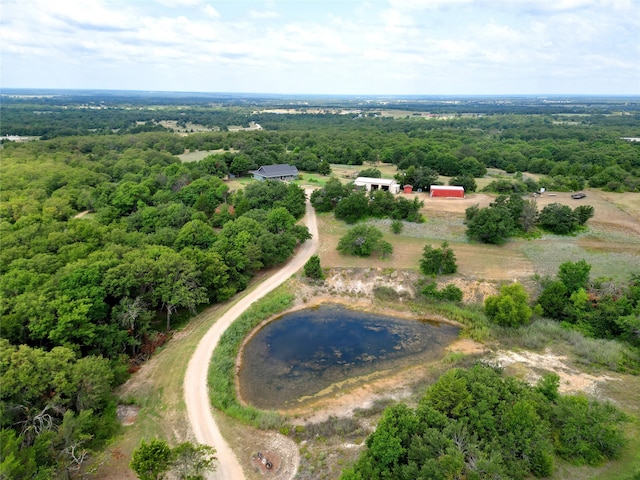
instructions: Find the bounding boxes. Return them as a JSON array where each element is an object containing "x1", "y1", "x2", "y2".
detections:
[{"x1": 309, "y1": 170, "x2": 640, "y2": 284}]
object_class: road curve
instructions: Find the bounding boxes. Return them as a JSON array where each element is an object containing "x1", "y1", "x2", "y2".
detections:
[{"x1": 184, "y1": 190, "x2": 319, "y2": 480}]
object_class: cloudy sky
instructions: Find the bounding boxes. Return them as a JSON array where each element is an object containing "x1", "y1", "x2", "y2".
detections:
[{"x1": 2, "y1": 0, "x2": 639, "y2": 95}]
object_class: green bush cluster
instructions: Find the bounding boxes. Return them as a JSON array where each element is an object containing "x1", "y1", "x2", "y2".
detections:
[
  {"x1": 342, "y1": 364, "x2": 627, "y2": 480},
  {"x1": 420, "y1": 282, "x2": 463, "y2": 303}
]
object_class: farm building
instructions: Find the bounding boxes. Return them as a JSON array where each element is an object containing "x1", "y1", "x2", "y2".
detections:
[
  {"x1": 430, "y1": 185, "x2": 465, "y2": 198},
  {"x1": 354, "y1": 177, "x2": 401, "y2": 194},
  {"x1": 251, "y1": 164, "x2": 299, "y2": 181}
]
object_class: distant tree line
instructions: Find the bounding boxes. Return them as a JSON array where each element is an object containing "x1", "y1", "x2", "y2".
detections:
[{"x1": 3, "y1": 99, "x2": 640, "y2": 192}]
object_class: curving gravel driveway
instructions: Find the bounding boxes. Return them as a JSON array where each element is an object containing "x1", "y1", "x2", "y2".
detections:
[{"x1": 184, "y1": 190, "x2": 319, "y2": 479}]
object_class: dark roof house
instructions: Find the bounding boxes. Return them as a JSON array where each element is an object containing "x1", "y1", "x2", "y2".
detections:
[{"x1": 251, "y1": 164, "x2": 299, "y2": 181}]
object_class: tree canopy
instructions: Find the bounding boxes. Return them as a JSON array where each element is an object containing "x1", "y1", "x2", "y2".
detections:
[{"x1": 342, "y1": 364, "x2": 627, "y2": 480}]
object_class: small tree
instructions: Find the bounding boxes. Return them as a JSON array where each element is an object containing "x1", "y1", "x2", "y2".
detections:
[
  {"x1": 171, "y1": 442, "x2": 217, "y2": 480},
  {"x1": 450, "y1": 175, "x2": 477, "y2": 193},
  {"x1": 318, "y1": 159, "x2": 332, "y2": 175},
  {"x1": 337, "y1": 225, "x2": 392, "y2": 258},
  {"x1": 485, "y1": 283, "x2": 532, "y2": 327},
  {"x1": 466, "y1": 206, "x2": 515, "y2": 244},
  {"x1": 574, "y1": 205, "x2": 595, "y2": 225},
  {"x1": 538, "y1": 203, "x2": 576, "y2": 234},
  {"x1": 130, "y1": 439, "x2": 172, "y2": 480},
  {"x1": 358, "y1": 167, "x2": 382, "y2": 178},
  {"x1": 420, "y1": 242, "x2": 458, "y2": 275},
  {"x1": 304, "y1": 254, "x2": 324, "y2": 280},
  {"x1": 558, "y1": 259, "x2": 591, "y2": 294}
]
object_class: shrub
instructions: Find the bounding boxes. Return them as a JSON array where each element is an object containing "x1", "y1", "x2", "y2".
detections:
[
  {"x1": 421, "y1": 282, "x2": 463, "y2": 302},
  {"x1": 303, "y1": 254, "x2": 324, "y2": 280},
  {"x1": 485, "y1": 282, "x2": 533, "y2": 327},
  {"x1": 390, "y1": 219, "x2": 403, "y2": 234},
  {"x1": 420, "y1": 241, "x2": 457, "y2": 275}
]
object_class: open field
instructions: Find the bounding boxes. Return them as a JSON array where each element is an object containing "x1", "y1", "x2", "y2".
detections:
[
  {"x1": 178, "y1": 148, "x2": 238, "y2": 162},
  {"x1": 314, "y1": 184, "x2": 640, "y2": 284}
]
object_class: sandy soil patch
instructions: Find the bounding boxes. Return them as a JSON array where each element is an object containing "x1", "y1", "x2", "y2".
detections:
[{"x1": 493, "y1": 349, "x2": 620, "y2": 396}]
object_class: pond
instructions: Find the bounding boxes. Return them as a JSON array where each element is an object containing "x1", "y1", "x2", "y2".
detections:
[{"x1": 237, "y1": 303, "x2": 460, "y2": 410}]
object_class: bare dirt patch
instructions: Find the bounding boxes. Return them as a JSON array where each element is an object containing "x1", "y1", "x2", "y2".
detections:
[
  {"x1": 493, "y1": 349, "x2": 620, "y2": 397},
  {"x1": 116, "y1": 405, "x2": 141, "y2": 426}
]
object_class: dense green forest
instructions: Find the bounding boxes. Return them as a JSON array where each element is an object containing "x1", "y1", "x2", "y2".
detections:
[
  {"x1": 1, "y1": 93, "x2": 639, "y2": 478},
  {"x1": 342, "y1": 364, "x2": 628, "y2": 480},
  {"x1": 0, "y1": 130, "x2": 310, "y2": 477}
]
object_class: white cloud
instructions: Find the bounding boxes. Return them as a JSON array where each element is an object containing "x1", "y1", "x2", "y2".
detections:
[
  {"x1": 202, "y1": 5, "x2": 220, "y2": 18},
  {"x1": 389, "y1": 0, "x2": 473, "y2": 10},
  {"x1": 249, "y1": 10, "x2": 280, "y2": 19},
  {"x1": 1, "y1": 0, "x2": 637, "y2": 94},
  {"x1": 152, "y1": 0, "x2": 203, "y2": 7}
]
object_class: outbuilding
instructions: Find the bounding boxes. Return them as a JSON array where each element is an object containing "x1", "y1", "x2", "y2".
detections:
[
  {"x1": 429, "y1": 185, "x2": 465, "y2": 198},
  {"x1": 354, "y1": 177, "x2": 401, "y2": 194}
]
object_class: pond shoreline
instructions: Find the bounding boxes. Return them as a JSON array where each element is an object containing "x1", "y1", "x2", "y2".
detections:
[{"x1": 234, "y1": 295, "x2": 469, "y2": 417}]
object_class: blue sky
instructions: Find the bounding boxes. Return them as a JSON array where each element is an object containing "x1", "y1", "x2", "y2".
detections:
[{"x1": 1, "y1": 0, "x2": 639, "y2": 95}]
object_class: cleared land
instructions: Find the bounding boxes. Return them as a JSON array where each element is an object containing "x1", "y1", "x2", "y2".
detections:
[{"x1": 309, "y1": 174, "x2": 640, "y2": 283}]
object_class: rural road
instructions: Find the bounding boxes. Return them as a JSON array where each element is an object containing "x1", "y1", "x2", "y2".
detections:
[{"x1": 184, "y1": 190, "x2": 319, "y2": 480}]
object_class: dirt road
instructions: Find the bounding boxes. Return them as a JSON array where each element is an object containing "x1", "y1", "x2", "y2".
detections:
[{"x1": 184, "y1": 190, "x2": 319, "y2": 480}]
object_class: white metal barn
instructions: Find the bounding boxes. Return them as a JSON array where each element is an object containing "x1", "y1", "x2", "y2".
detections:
[{"x1": 354, "y1": 177, "x2": 401, "y2": 194}]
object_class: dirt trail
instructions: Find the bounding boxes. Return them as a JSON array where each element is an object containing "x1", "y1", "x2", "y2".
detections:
[{"x1": 184, "y1": 190, "x2": 318, "y2": 480}]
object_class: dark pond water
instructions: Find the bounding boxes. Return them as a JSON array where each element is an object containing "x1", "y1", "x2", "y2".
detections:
[{"x1": 238, "y1": 304, "x2": 460, "y2": 410}]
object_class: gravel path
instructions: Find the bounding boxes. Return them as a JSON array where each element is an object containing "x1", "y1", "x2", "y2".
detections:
[{"x1": 184, "y1": 191, "x2": 318, "y2": 480}]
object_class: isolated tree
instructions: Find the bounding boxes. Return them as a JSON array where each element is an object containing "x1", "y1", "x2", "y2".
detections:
[
  {"x1": 337, "y1": 225, "x2": 392, "y2": 258},
  {"x1": 303, "y1": 254, "x2": 324, "y2": 280},
  {"x1": 485, "y1": 282, "x2": 532, "y2": 327},
  {"x1": 130, "y1": 439, "x2": 172, "y2": 480},
  {"x1": 519, "y1": 199, "x2": 538, "y2": 233},
  {"x1": 466, "y1": 206, "x2": 515, "y2": 244},
  {"x1": 420, "y1": 242, "x2": 457, "y2": 276}
]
